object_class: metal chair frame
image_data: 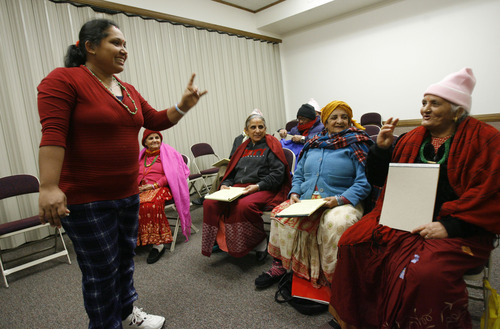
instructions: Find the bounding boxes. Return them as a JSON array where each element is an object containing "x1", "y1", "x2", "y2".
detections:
[
  {"x1": 464, "y1": 252, "x2": 494, "y2": 329},
  {"x1": 190, "y1": 143, "x2": 221, "y2": 196},
  {"x1": 163, "y1": 155, "x2": 199, "y2": 252},
  {"x1": 0, "y1": 174, "x2": 71, "y2": 287},
  {"x1": 164, "y1": 201, "x2": 199, "y2": 252},
  {"x1": 182, "y1": 154, "x2": 210, "y2": 197}
]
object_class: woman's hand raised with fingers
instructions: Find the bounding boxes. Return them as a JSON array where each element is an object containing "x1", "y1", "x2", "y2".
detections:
[{"x1": 377, "y1": 117, "x2": 399, "y2": 150}]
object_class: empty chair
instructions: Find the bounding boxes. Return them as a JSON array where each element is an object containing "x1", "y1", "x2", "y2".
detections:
[
  {"x1": 364, "y1": 125, "x2": 381, "y2": 136},
  {"x1": 190, "y1": 143, "x2": 221, "y2": 194},
  {"x1": 360, "y1": 112, "x2": 382, "y2": 127},
  {"x1": 0, "y1": 174, "x2": 71, "y2": 287},
  {"x1": 183, "y1": 154, "x2": 210, "y2": 198}
]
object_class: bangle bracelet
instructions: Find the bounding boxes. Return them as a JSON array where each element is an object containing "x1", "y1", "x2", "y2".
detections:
[
  {"x1": 335, "y1": 195, "x2": 344, "y2": 206},
  {"x1": 175, "y1": 103, "x2": 186, "y2": 116}
]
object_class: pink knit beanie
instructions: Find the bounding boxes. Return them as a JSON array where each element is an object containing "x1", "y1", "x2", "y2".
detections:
[{"x1": 424, "y1": 67, "x2": 476, "y2": 112}]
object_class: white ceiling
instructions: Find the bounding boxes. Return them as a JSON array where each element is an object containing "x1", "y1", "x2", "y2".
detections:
[
  {"x1": 212, "y1": 0, "x2": 284, "y2": 13},
  {"x1": 258, "y1": 0, "x2": 391, "y2": 35},
  {"x1": 211, "y1": 0, "x2": 392, "y2": 35}
]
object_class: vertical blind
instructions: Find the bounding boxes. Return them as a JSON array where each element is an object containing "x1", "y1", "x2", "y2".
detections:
[{"x1": 0, "y1": 0, "x2": 286, "y2": 248}]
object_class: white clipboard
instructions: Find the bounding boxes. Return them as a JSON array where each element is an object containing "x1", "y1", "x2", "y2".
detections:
[{"x1": 379, "y1": 163, "x2": 440, "y2": 232}]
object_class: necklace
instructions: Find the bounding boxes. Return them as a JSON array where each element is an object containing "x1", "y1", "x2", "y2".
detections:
[
  {"x1": 419, "y1": 136, "x2": 452, "y2": 164},
  {"x1": 144, "y1": 154, "x2": 160, "y2": 168},
  {"x1": 83, "y1": 65, "x2": 138, "y2": 115}
]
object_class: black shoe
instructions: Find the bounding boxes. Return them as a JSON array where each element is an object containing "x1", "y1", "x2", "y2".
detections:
[
  {"x1": 212, "y1": 244, "x2": 222, "y2": 253},
  {"x1": 255, "y1": 272, "x2": 285, "y2": 289},
  {"x1": 147, "y1": 246, "x2": 165, "y2": 264},
  {"x1": 256, "y1": 250, "x2": 268, "y2": 262},
  {"x1": 327, "y1": 319, "x2": 341, "y2": 329},
  {"x1": 192, "y1": 196, "x2": 205, "y2": 205}
]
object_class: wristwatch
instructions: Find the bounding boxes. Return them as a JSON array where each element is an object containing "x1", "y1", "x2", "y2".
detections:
[{"x1": 301, "y1": 136, "x2": 306, "y2": 143}]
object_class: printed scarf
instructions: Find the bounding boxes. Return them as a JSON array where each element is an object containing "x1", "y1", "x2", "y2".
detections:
[{"x1": 300, "y1": 127, "x2": 373, "y2": 165}]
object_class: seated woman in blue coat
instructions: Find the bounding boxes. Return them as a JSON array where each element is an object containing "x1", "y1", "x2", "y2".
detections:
[{"x1": 255, "y1": 100, "x2": 372, "y2": 289}]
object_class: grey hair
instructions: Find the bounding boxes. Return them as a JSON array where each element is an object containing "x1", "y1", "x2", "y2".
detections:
[
  {"x1": 450, "y1": 103, "x2": 469, "y2": 124},
  {"x1": 245, "y1": 114, "x2": 266, "y2": 129}
]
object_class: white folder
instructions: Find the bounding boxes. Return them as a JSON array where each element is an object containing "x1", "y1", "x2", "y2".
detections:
[{"x1": 379, "y1": 163, "x2": 440, "y2": 232}]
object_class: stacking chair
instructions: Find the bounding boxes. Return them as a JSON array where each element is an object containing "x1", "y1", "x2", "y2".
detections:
[
  {"x1": 190, "y1": 143, "x2": 221, "y2": 194},
  {"x1": 164, "y1": 155, "x2": 200, "y2": 252},
  {"x1": 164, "y1": 200, "x2": 199, "y2": 252},
  {"x1": 364, "y1": 125, "x2": 381, "y2": 137},
  {"x1": 285, "y1": 119, "x2": 298, "y2": 132},
  {"x1": 464, "y1": 252, "x2": 495, "y2": 329},
  {"x1": 182, "y1": 154, "x2": 210, "y2": 198},
  {"x1": 0, "y1": 174, "x2": 71, "y2": 287},
  {"x1": 283, "y1": 148, "x2": 297, "y2": 176},
  {"x1": 360, "y1": 112, "x2": 383, "y2": 127}
]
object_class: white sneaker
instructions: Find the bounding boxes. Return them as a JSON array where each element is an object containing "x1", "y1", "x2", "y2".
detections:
[{"x1": 122, "y1": 306, "x2": 165, "y2": 329}]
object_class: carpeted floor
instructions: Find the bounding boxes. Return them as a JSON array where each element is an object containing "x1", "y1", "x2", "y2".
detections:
[{"x1": 0, "y1": 204, "x2": 497, "y2": 328}]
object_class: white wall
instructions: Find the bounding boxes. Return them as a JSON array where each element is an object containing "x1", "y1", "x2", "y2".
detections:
[{"x1": 280, "y1": 0, "x2": 500, "y2": 122}]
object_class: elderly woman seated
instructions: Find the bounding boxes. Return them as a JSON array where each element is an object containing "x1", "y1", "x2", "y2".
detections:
[
  {"x1": 255, "y1": 101, "x2": 372, "y2": 289},
  {"x1": 202, "y1": 113, "x2": 292, "y2": 260},
  {"x1": 326, "y1": 68, "x2": 500, "y2": 329},
  {"x1": 279, "y1": 100, "x2": 324, "y2": 160},
  {"x1": 137, "y1": 130, "x2": 191, "y2": 264}
]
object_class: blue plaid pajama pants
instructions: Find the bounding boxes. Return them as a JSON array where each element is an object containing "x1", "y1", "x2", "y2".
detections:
[{"x1": 61, "y1": 195, "x2": 140, "y2": 329}]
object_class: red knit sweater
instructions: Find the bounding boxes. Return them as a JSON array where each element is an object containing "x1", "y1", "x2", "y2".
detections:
[{"x1": 38, "y1": 65, "x2": 174, "y2": 204}]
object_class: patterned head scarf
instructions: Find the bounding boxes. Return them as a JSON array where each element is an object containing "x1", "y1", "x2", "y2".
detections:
[{"x1": 320, "y1": 100, "x2": 365, "y2": 130}]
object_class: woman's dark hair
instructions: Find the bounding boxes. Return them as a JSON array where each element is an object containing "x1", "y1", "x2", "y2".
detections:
[{"x1": 64, "y1": 19, "x2": 119, "y2": 68}]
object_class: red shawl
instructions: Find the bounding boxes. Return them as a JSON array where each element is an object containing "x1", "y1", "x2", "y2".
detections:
[
  {"x1": 222, "y1": 134, "x2": 292, "y2": 201},
  {"x1": 340, "y1": 117, "x2": 500, "y2": 245}
]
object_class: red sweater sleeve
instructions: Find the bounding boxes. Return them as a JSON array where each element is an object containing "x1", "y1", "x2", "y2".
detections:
[{"x1": 38, "y1": 68, "x2": 76, "y2": 148}]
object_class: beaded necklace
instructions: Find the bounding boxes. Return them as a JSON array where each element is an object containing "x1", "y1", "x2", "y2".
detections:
[
  {"x1": 144, "y1": 154, "x2": 160, "y2": 168},
  {"x1": 419, "y1": 136, "x2": 452, "y2": 164},
  {"x1": 142, "y1": 154, "x2": 160, "y2": 179},
  {"x1": 83, "y1": 65, "x2": 138, "y2": 115}
]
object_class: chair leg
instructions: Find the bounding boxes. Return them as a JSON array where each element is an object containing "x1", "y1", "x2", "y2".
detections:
[
  {"x1": 190, "y1": 182, "x2": 203, "y2": 198},
  {"x1": 170, "y1": 217, "x2": 181, "y2": 252},
  {"x1": 0, "y1": 256, "x2": 9, "y2": 288},
  {"x1": 56, "y1": 228, "x2": 71, "y2": 264},
  {"x1": 482, "y1": 283, "x2": 489, "y2": 329},
  {"x1": 191, "y1": 223, "x2": 200, "y2": 233}
]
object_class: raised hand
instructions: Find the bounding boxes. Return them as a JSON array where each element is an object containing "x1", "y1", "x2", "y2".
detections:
[
  {"x1": 377, "y1": 117, "x2": 399, "y2": 149},
  {"x1": 177, "y1": 73, "x2": 208, "y2": 113}
]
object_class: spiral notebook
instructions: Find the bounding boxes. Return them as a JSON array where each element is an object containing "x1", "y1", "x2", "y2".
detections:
[{"x1": 379, "y1": 163, "x2": 440, "y2": 232}]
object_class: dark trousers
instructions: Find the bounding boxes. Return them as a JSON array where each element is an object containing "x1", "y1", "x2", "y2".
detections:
[{"x1": 62, "y1": 195, "x2": 140, "y2": 329}]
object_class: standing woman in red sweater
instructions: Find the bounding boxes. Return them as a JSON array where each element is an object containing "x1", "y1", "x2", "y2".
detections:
[{"x1": 37, "y1": 19, "x2": 206, "y2": 329}]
